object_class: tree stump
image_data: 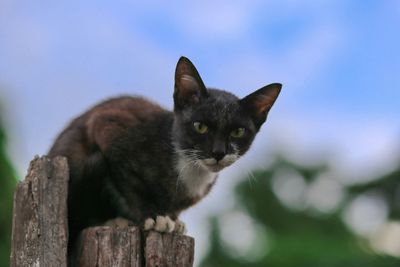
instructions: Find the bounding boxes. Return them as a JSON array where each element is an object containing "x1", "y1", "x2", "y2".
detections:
[
  {"x1": 145, "y1": 231, "x2": 194, "y2": 267},
  {"x1": 76, "y1": 226, "x2": 141, "y2": 267},
  {"x1": 10, "y1": 156, "x2": 195, "y2": 267},
  {"x1": 10, "y1": 156, "x2": 69, "y2": 267},
  {"x1": 76, "y1": 227, "x2": 194, "y2": 267}
]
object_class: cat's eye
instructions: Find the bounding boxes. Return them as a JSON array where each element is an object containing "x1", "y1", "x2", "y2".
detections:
[
  {"x1": 230, "y1": 128, "x2": 246, "y2": 138},
  {"x1": 193, "y1": 122, "x2": 209, "y2": 134}
]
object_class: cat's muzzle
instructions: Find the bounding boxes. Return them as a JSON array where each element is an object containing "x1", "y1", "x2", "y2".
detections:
[{"x1": 202, "y1": 154, "x2": 238, "y2": 172}]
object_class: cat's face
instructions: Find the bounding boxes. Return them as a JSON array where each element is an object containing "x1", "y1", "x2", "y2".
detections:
[
  {"x1": 172, "y1": 57, "x2": 281, "y2": 173},
  {"x1": 174, "y1": 89, "x2": 257, "y2": 172}
]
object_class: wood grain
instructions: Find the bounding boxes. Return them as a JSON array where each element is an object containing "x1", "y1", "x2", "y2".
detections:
[
  {"x1": 145, "y1": 231, "x2": 194, "y2": 267},
  {"x1": 10, "y1": 156, "x2": 195, "y2": 267},
  {"x1": 10, "y1": 156, "x2": 69, "y2": 267},
  {"x1": 77, "y1": 226, "x2": 142, "y2": 267}
]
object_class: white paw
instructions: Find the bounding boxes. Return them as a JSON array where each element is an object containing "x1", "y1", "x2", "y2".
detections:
[
  {"x1": 154, "y1": 216, "x2": 175, "y2": 233},
  {"x1": 144, "y1": 216, "x2": 175, "y2": 233},
  {"x1": 143, "y1": 216, "x2": 186, "y2": 234},
  {"x1": 174, "y1": 219, "x2": 187, "y2": 234},
  {"x1": 104, "y1": 217, "x2": 132, "y2": 228},
  {"x1": 144, "y1": 218, "x2": 155, "y2": 231}
]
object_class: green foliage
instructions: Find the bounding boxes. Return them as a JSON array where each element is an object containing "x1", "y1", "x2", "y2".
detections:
[
  {"x1": 0, "y1": 115, "x2": 17, "y2": 267},
  {"x1": 200, "y1": 158, "x2": 400, "y2": 267}
]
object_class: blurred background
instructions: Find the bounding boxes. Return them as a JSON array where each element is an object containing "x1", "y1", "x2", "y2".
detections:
[{"x1": 1, "y1": 1, "x2": 400, "y2": 266}]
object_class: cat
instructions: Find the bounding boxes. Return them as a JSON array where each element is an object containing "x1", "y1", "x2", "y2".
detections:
[{"x1": 48, "y1": 56, "x2": 281, "y2": 257}]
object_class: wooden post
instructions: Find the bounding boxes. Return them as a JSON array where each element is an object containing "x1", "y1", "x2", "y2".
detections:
[
  {"x1": 10, "y1": 156, "x2": 69, "y2": 267},
  {"x1": 145, "y1": 231, "x2": 194, "y2": 267},
  {"x1": 10, "y1": 156, "x2": 195, "y2": 267},
  {"x1": 76, "y1": 227, "x2": 194, "y2": 267},
  {"x1": 76, "y1": 226, "x2": 141, "y2": 267}
]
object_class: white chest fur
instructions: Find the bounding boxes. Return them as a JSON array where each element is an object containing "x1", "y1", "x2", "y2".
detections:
[{"x1": 175, "y1": 157, "x2": 218, "y2": 198}]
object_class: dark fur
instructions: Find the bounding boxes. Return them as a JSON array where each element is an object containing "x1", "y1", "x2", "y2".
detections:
[{"x1": 48, "y1": 57, "x2": 281, "y2": 259}]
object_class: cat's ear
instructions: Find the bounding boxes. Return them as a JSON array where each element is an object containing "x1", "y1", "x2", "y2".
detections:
[
  {"x1": 174, "y1": 56, "x2": 209, "y2": 110},
  {"x1": 240, "y1": 83, "x2": 282, "y2": 126}
]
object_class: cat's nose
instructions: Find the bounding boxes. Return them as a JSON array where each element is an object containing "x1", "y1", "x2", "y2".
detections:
[
  {"x1": 211, "y1": 152, "x2": 225, "y2": 162},
  {"x1": 211, "y1": 140, "x2": 226, "y2": 162}
]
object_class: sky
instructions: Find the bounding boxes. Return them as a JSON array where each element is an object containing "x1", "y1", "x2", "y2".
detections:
[{"x1": 1, "y1": 0, "x2": 400, "y2": 263}]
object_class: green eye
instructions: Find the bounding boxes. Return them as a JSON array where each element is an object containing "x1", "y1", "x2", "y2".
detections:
[
  {"x1": 230, "y1": 128, "x2": 246, "y2": 138},
  {"x1": 193, "y1": 122, "x2": 209, "y2": 134}
]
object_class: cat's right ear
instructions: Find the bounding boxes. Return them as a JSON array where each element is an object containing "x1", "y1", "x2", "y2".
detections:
[
  {"x1": 174, "y1": 57, "x2": 209, "y2": 110},
  {"x1": 240, "y1": 83, "x2": 282, "y2": 127}
]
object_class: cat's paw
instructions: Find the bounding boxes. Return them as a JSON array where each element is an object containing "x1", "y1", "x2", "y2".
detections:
[
  {"x1": 104, "y1": 217, "x2": 134, "y2": 228},
  {"x1": 144, "y1": 216, "x2": 175, "y2": 233},
  {"x1": 174, "y1": 219, "x2": 187, "y2": 235},
  {"x1": 144, "y1": 217, "x2": 156, "y2": 231},
  {"x1": 155, "y1": 216, "x2": 175, "y2": 233}
]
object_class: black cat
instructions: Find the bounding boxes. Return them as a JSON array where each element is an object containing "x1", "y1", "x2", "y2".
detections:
[{"x1": 48, "y1": 56, "x2": 281, "y2": 259}]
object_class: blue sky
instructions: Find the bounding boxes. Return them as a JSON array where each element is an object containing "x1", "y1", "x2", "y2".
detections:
[
  {"x1": 1, "y1": 0, "x2": 400, "y2": 262},
  {"x1": 1, "y1": 1, "x2": 398, "y2": 177}
]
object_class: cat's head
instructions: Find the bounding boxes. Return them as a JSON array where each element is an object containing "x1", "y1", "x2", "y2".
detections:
[{"x1": 172, "y1": 56, "x2": 281, "y2": 173}]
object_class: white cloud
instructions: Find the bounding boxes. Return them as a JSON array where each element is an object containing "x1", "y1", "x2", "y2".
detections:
[
  {"x1": 170, "y1": 1, "x2": 253, "y2": 41},
  {"x1": 219, "y1": 210, "x2": 271, "y2": 260},
  {"x1": 371, "y1": 221, "x2": 400, "y2": 258},
  {"x1": 272, "y1": 167, "x2": 308, "y2": 210},
  {"x1": 307, "y1": 173, "x2": 344, "y2": 213},
  {"x1": 268, "y1": 113, "x2": 400, "y2": 184},
  {"x1": 343, "y1": 192, "x2": 389, "y2": 236},
  {"x1": 213, "y1": 18, "x2": 345, "y2": 95}
]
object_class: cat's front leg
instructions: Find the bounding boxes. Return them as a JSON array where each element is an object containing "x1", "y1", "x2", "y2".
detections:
[{"x1": 144, "y1": 216, "x2": 187, "y2": 234}]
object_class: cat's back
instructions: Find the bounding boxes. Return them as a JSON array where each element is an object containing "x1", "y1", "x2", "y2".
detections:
[
  {"x1": 87, "y1": 96, "x2": 166, "y2": 122},
  {"x1": 49, "y1": 96, "x2": 168, "y2": 158}
]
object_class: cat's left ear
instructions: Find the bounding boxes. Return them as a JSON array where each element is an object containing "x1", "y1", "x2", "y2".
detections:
[
  {"x1": 174, "y1": 56, "x2": 209, "y2": 110},
  {"x1": 240, "y1": 83, "x2": 282, "y2": 126}
]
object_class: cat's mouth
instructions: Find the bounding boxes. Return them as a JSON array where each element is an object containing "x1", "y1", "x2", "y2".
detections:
[
  {"x1": 202, "y1": 162, "x2": 225, "y2": 172},
  {"x1": 201, "y1": 155, "x2": 238, "y2": 172}
]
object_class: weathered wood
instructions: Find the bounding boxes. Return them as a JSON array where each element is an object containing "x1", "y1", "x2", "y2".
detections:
[
  {"x1": 10, "y1": 155, "x2": 195, "y2": 267},
  {"x1": 10, "y1": 156, "x2": 69, "y2": 267},
  {"x1": 145, "y1": 231, "x2": 194, "y2": 267},
  {"x1": 76, "y1": 226, "x2": 141, "y2": 267},
  {"x1": 77, "y1": 227, "x2": 194, "y2": 267}
]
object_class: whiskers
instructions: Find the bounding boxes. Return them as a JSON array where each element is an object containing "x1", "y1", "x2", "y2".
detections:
[
  {"x1": 243, "y1": 167, "x2": 257, "y2": 189},
  {"x1": 174, "y1": 148, "x2": 203, "y2": 192},
  {"x1": 228, "y1": 144, "x2": 256, "y2": 187},
  {"x1": 173, "y1": 147, "x2": 218, "y2": 197}
]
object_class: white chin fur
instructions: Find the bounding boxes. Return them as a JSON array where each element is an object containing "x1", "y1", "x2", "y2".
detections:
[
  {"x1": 174, "y1": 148, "x2": 239, "y2": 197},
  {"x1": 202, "y1": 154, "x2": 238, "y2": 172},
  {"x1": 176, "y1": 155, "x2": 218, "y2": 197},
  {"x1": 202, "y1": 163, "x2": 224, "y2": 173}
]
